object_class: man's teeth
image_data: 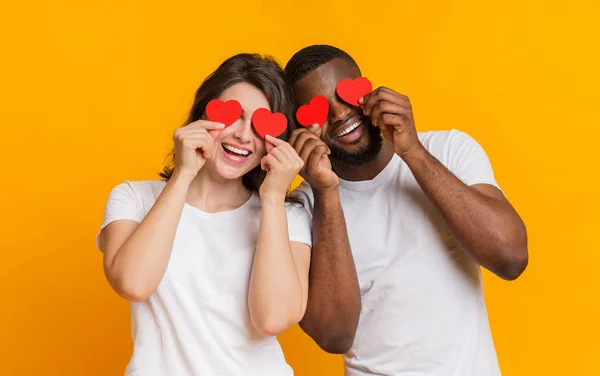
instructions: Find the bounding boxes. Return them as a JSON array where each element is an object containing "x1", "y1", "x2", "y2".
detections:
[
  {"x1": 223, "y1": 144, "x2": 250, "y2": 156},
  {"x1": 336, "y1": 121, "x2": 361, "y2": 137}
]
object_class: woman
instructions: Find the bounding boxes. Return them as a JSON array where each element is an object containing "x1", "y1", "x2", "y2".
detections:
[{"x1": 96, "y1": 53, "x2": 311, "y2": 375}]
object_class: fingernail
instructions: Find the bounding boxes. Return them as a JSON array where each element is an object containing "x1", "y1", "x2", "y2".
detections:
[
  {"x1": 218, "y1": 123, "x2": 225, "y2": 128},
  {"x1": 358, "y1": 97, "x2": 364, "y2": 104}
]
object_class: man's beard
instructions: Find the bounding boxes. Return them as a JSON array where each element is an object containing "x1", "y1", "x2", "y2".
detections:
[{"x1": 328, "y1": 123, "x2": 383, "y2": 167}]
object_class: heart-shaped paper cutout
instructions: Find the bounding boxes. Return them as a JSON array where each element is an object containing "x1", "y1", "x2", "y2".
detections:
[
  {"x1": 296, "y1": 95, "x2": 329, "y2": 127},
  {"x1": 251, "y1": 108, "x2": 287, "y2": 139},
  {"x1": 206, "y1": 99, "x2": 242, "y2": 127},
  {"x1": 336, "y1": 77, "x2": 373, "y2": 106}
]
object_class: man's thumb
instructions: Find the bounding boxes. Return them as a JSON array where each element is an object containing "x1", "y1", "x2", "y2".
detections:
[{"x1": 309, "y1": 124, "x2": 323, "y2": 137}]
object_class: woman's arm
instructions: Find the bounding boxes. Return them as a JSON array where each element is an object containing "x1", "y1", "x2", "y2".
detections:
[
  {"x1": 249, "y1": 196, "x2": 311, "y2": 336},
  {"x1": 98, "y1": 172, "x2": 193, "y2": 302},
  {"x1": 98, "y1": 120, "x2": 223, "y2": 302},
  {"x1": 248, "y1": 135, "x2": 311, "y2": 336}
]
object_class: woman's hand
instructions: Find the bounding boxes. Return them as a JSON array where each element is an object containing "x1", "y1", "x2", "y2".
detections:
[
  {"x1": 259, "y1": 135, "x2": 304, "y2": 199},
  {"x1": 173, "y1": 120, "x2": 225, "y2": 179}
]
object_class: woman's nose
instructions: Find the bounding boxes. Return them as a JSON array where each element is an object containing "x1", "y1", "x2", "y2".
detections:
[{"x1": 232, "y1": 119, "x2": 253, "y2": 143}]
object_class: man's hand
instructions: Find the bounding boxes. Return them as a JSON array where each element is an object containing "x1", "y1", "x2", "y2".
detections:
[
  {"x1": 359, "y1": 87, "x2": 423, "y2": 159},
  {"x1": 288, "y1": 125, "x2": 339, "y2": 192}
]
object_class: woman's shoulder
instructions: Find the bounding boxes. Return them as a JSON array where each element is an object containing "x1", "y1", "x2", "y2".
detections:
[
  {"x1": 284, "y1": 199, "x2": 310, "y2": 221},
  {"x1": 126, "y1": 179, "x2": 166, "y2": 193},
  {"x1": 109, "y1": 179, "x2": 167, "y2": 206}
]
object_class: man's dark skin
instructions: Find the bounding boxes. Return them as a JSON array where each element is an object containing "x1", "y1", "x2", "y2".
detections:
[{"x1": 288, "y1": 57, "x2": 529, "y2": 354}]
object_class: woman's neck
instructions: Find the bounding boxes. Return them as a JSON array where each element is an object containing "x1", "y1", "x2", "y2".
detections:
[{"x1": 185, "y1": 166, "x2": 252, "y2": 213}]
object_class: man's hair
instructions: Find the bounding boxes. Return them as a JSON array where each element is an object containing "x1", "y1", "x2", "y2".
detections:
[{"x1": 284, "y1": 45, "x2": 359, "y2": 84}]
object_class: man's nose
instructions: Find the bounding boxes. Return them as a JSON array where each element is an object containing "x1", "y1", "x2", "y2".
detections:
[{"x1": 329, "y1": 96, "x2": 352, "y2": 125}]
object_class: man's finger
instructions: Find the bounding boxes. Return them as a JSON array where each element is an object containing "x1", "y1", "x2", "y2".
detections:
[
  {"x1": 379, "y1": 123, "x2": 394, "y2": 141},
  {"x1": 299, "y1": 138, "x2": 322, "y2": 164},
  {"x1": 370, "y1": 101, "x2": 411, "y2": 127},
  {"x1": 289, "y1": 128, "x2": 316, "y2": 149},
  {"x1": 309, "y1": 124, "x2": 323, "y2": 138},
  {"x1": 288, "y1": 128, "x2": 303, "y2": 147},
  {"x1": 377, "y1": 86, "x2": 410, "y2": 102},
  {"x1": 306, "y1": 145, "x2": 330, "y2": 174},
  {"x1": 360, "y1": 88, "x2": 410, "y2": 116},
  {"x1": 291, "y1": 131, "x2": 319, "y2": 156}
]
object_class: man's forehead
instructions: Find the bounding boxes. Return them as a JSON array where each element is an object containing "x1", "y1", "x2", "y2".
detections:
[{"x1": 293, "y1": 58, "x2": 360, "y2": 103}]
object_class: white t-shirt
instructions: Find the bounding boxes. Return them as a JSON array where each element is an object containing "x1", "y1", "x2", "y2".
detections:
[
  {"x1": 293, "y1": 130, "x2": 502, "y2": 376},
  {"x1": 97, "y1": 180, "x2": 312, "y2": 376}
]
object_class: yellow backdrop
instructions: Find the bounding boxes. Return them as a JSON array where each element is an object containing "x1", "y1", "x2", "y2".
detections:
[{"x1": 1, "y1": 0, "x2": 598, "y2": 374}]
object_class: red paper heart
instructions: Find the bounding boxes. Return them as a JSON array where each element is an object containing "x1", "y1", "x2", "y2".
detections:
[
  {"x1": 205, "y1": 99, "x2": 242, "y2": 127},
  {"x1": 296, "y1": 95, "x2": 329, "y2": 127},
  {"x1": 251, "y1": 108, "x2": 287, "y2": 139},
  {"x1": 336, "y1": 77, "x2": 373, "y2": 106}
]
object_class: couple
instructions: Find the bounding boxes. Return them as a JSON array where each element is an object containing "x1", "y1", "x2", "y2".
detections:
[{"x1": 96, "y1": 45, "x2": 528, "y2": 376}]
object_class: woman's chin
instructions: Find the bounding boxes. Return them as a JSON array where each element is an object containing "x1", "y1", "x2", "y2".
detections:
[{"x1": 214, "y1": 161, "x2": 255, "y2": 181}]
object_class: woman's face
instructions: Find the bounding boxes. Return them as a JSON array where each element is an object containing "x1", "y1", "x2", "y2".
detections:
[{"x1": 205, "y1": 82, "x2": 269, "y2": 180}]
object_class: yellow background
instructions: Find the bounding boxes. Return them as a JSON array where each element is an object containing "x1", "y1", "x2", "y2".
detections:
[{"x1": 1, "y1": 0, "x2": 599, "y2": 374}]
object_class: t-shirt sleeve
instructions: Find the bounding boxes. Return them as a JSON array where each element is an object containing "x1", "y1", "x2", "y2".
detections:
[
  {"x1": 285, "y1": 202, "x2": 313, "y2": 247},
  {"x1": 440, "y1": 130, "x2": 501, "y2": 190},
  {"x1": 96, "y1": 182, "x2": 145, "y2": 248},
  {"x1": 289, "y1": 181, "x2": 315, "y2": 220},
  {"x1": 101, "y1": 181, "x2": 145, "y2": 228}
]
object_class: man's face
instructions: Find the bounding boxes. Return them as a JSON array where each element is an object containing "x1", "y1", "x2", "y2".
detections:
[{"x1": 293, "y1": 58, "x2": 382, "y2": 166}]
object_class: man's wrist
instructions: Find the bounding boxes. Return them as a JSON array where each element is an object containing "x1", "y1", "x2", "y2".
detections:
[
  {"x1": 399, "y1": 143, "x2": 429, "y2": 167},
  {"x1": 313, "y1": 186, "x2": 341, "y2": 206}
]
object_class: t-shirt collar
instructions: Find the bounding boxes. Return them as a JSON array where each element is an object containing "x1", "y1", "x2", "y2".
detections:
[{"x1": 338, "y1": 154, "x2": 401, "y2": 192}]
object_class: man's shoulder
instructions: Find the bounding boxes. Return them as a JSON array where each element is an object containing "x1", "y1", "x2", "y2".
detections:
[
  {"x1": 418, "y1": 128, "x2": 472, "y2": 145},
  {"x1": 418, "y1": 129, "x2": 484, "y2": 155}
]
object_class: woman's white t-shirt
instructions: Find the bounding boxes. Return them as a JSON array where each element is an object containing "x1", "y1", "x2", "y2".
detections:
[{"x1": 97, "y1": 180, "x2": 312, "y2": 376}]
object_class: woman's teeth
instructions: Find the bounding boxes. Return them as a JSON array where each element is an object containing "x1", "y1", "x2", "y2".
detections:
[
  {"x1": 223, "y1": 144, "x2": 250, "y2": 157},
  {"x1": 336, "y1": 120, "x2": 361, "y2": 137}
]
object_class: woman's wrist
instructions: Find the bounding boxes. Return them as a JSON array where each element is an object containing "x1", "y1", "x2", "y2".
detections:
[
  {"x1": 171, "y1": 168, "x2": 196, "y2": 185},
  {"x1": 259, "y1": 189, "x2": 287, "y2": 206}
]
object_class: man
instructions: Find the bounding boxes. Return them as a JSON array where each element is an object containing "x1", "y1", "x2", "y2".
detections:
[{"x1": 285, "y1": 45, "x2": 528, "y2": 375}]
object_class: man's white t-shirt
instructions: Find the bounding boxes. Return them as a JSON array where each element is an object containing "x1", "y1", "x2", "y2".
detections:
[
  {"x1": 97, "y1": 180, "x2": 312, "y2": 376},
  {"x1": 294, "y1": 130, "x2": 502, "y2": 376}
]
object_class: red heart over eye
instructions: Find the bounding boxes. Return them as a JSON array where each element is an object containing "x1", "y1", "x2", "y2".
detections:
[
  {"x1": 251, "y1": 108, "x2": 287, "y2": 139},
  {"x1": 296, "y1": 95, "x2": 329, "y2": 127},
  {"x1": 336, "y1": 77, "x2": 373, "y2": 106},
  {"x1": 206, "y1": 99, "x2": 242, "y2": 127}
]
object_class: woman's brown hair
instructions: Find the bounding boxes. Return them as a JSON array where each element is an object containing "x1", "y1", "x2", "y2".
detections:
[{"x1": 159, "y1": 53, "x2": 299, "y2": 195}]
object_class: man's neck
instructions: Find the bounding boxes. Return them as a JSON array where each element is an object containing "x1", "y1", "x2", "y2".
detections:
[{"x1": 332, "y1": 140, "x2": 396, "y2": 182}]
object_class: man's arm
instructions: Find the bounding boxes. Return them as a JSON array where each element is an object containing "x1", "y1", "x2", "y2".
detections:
[
  {"x1": 362, "y1": 87, "x2": 528, "y2": 280},
  {"x1": 403, "y1": 145, "x2": 528, "y2": 280},
  {"x1": 300, "y1": 188, "x2": 360, "y2": 353},
  {"x1": 289, "y1": 127, "x2": 361, "y2": 354}
]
